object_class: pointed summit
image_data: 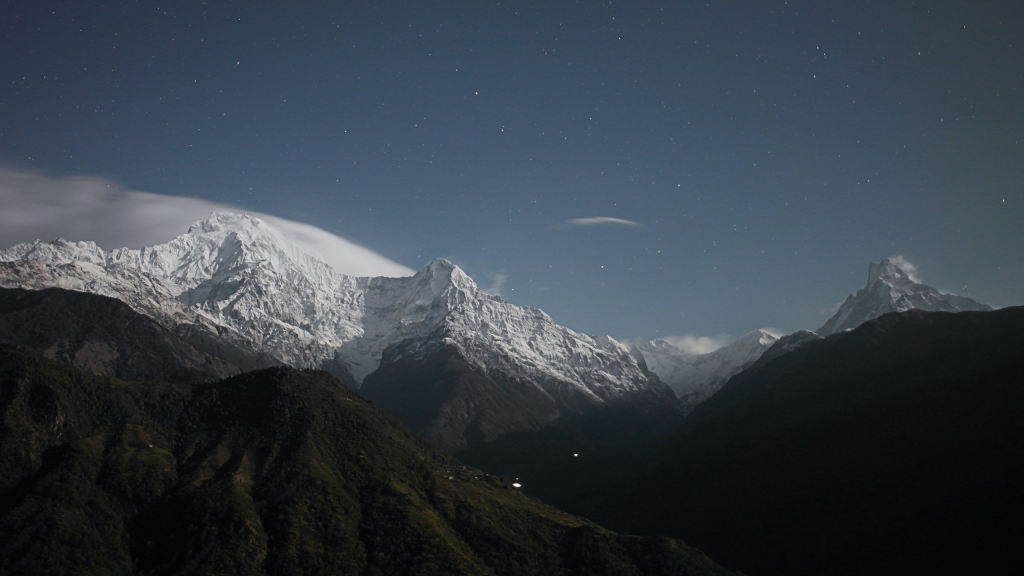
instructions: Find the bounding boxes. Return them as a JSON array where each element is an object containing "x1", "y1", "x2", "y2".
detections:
[
  {"x1": 411, "y1": 258, "x2": 478, "y2": 296},
  {"x1": 186, "y1": 211, "x2": 264, "y2": 235},
  {"x1": 867, "y1": 258, "x2": 913, "y2": 288},
  {"x1": 637, "y1": 328, "x2": 781, "y2": 410},
  {"x1": 818, "y1": 258, "x2": 991, "y2": 336}
]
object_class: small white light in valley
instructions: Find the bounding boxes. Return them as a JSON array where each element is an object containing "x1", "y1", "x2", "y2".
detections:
[
  {"x1": 512, "y1": 483, "x2": 522, "y2": 488},
  {"x1": 573, "y1": 453, "x2": 578, "y2": 457}
]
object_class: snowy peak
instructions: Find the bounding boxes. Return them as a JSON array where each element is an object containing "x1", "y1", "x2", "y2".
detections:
[
  {"x1": 413, "y1": 258, "x2": 479, "y2": 297},
  {"x1": 0, "y1": 237, "x2": 107, "y2": 267},
  {"x1": 137, "y1": 212, "x2": 339, "y2": 290},
  {"x1": 186, "y1": 211, "x2": 265, "y2": 236},
  {"x1": 868, "y1": 258, "x2": 908, "y2": 284},
  {"x1": 731, "y1": 328, "x2": 782, "y2": 350},
  {"x1": 637, "y1": 329, "x2": 781, "y2": 405},
  {"x1": 0, "y1": 212, "x2": 662, "y2": 416},
  {"x1": 818, "y1": 258, "x2": 991, "y2": 336}
]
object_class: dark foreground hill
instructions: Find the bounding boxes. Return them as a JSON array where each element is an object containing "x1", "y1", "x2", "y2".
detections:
[
  {"x1": 604, "y1": 307, "x2": 1024, "y2": 576},
  {"x1": 0, "y1": 287, "x2": 269, "y2": 384},
  {"x1": 361, "y1": 344, "x2": 684, "y2": 520},
  {"x1": 0, "y1": 344, "x2": 734, "y2": 576}
]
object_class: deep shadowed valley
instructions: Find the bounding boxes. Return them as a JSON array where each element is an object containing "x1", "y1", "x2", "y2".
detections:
[{"x1": 598, "y1": 306, "x2": 1024, "y2": 575}]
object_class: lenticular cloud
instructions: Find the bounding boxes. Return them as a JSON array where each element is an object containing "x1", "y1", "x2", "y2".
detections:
[
  {"x1": 0, "y1": 168, "x2": 413, "y2": 278},
  {"x1": 565, "y1": 217, "x2": 641, "y2": 227}
]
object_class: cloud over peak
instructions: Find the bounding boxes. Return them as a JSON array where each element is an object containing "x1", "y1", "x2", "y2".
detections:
[
  {"x1": 889, "y1": 254, "x2": 922, "y2": 283},
  {"x1": 0, "y1": 168, "x2": 414, "y2": 278}
]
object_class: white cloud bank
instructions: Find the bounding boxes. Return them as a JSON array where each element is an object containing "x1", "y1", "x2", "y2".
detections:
[
  {"x1": 637, "y1": 326, "x2": 783, "y2": 355},
  {"x1": 888, "y1": 254, "x2": 922, "y2": 283},
  {"x1": 0, "y1": 169, "x2": 414, "y2": 278},
  {"x1": 565, "y1": 217, "x2": 641, "y2": 227},
  {"x1": 661, "y1": 333, "x2": 731, "y2": 355}
]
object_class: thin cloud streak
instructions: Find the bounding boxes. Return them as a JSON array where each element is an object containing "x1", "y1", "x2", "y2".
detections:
[
  {"x1": 482, "y1": 273, "x2": 509, "y2": 297},
  {"x1": 565, "y1": 217, "x2": 642, "y2": 227},
  {"x1": 0, "y1": 168, "x2": 414, "y2": 278}
]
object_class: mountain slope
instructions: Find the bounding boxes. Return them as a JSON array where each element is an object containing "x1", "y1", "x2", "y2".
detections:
[
  {"x1": 637, "y1": 330, "x2": 779, "y2": 412},
  {"x1": 0, "y1": 344, "x2": 735, "y2": 576},
  {"x1": 605, "y1": 307, "x2": 1024, "y2": 576},
  {"x1": 0, "y1": 213, "x2": 673, "y2": 451},
  {"x1": 0, "y1": 286, "x2": 262, "y2": 383},
  {"x1": 818, "y1": 258, "x2": 991, "y2": 335}
]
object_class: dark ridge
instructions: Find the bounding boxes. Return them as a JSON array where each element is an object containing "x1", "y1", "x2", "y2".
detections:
[
  {"x1": 601, "y1": 307, "x2": 1024, "y2": 576},
  {"x1": 0, "y1": 344, "x2": 735, "y2": 575},
  {"x1": 360, "y1": 341, "x2": 685, "y2": 519},
  {"x1": 0, "y1": 287, "x2": 257, "y2": 383}
]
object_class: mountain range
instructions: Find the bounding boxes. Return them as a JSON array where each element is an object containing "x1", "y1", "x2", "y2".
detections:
[
  {"x1": 0, "y1": 211, "x2": 1019, "y2": 574},
  {"x1": 0, "y1": 213, "x2": 676, "y2": 453},
  {"x1": 632, "y1": 256, "x2": 991, "y2": 409},
  {"x1": 636, "y1": 330, "x2": 780, "y2": 413}
]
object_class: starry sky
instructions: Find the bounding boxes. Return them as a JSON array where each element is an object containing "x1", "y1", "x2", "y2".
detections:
[{"x1": 2, "y1": 0, "x2": 1022, "y2": 343}]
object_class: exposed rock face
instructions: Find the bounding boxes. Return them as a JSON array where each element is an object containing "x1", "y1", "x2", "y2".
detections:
[{"x1": 818, "y1": 258, "x2": 991, "y2": 336}]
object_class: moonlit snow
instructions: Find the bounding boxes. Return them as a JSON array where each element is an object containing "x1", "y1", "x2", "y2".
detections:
[{"x1": 0, "y1": 213, "x2": 660, "y2": 403}]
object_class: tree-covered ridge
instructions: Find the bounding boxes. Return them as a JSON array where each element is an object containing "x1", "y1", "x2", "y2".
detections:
[
  {"x1": 0, "y1": 287, "x2": 264, "y2": 384},
  {"x1": 0, "y1": 344, "x2": 734, "y2": 576}
]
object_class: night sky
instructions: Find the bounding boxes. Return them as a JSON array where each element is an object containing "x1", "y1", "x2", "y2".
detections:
[{"x1": 2, "y1": 0, "x2": 1022, "y2": 344}]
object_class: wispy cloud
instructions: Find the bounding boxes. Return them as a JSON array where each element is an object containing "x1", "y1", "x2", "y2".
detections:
[
  {"x1": 889, "y1": 254, "x2": 921, "y2": 283},
  {"x1": 565, "y1": 217, "x2": 641, "y2": 227},
  {"x1": 482, "y1": 273, "x2": 509, "y2": 297},
  {"x1": 0, "y1": 168, "x2": 414, "y2": 278}
]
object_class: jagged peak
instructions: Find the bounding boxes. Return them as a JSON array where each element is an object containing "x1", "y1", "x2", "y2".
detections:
[
  {"x1": 738, "y1": 328, "x2": 784, "y2": 347},
  {"x1": 0, "y1": 236, "x2": 107, "y2": 267},
  {"x1": 866, "y1": 258, "x2": 915, "y2": 290},
  {"x1": 414, "y1": 258, "x2": 478, "y2": 294},
  {"x1": 186, "y1": 211, "x2": 267, "y2": 236},
  {"x1": 592, "y1": 334, "x2": 627, "y2": 353},
  {"x1": 172, "y1": 212, "x2": 340, "y2": 283},
  {"x1": 423, "y1": 257, "x2": 457, "y2": 272}
]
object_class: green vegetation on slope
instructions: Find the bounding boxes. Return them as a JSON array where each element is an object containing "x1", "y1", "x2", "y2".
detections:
[
  {"x1": 0, "y1": 344, "x2": 734, "y2": 576},
  {"x1": 0, "y1": 287, "x2": 248, "y2": 383}
]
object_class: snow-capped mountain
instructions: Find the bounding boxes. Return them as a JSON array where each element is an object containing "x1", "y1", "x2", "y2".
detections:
[
  {"x1": 0, "y1": 213, "x2": 674, "y2": 449},
  {"x1": 637, "y1": 329, "x2": 780, "y2": 410},
  {"x1": 818, "y1": 258, "x2": 992, "y2": 336}
]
